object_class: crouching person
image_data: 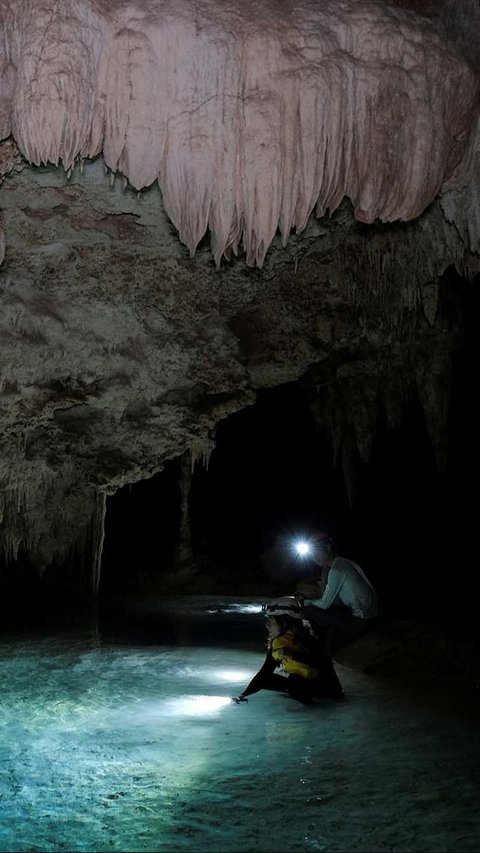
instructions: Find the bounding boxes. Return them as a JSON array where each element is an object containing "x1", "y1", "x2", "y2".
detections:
[{"x1": 232, "y1": 596, "x2": 343, "y2": 706}]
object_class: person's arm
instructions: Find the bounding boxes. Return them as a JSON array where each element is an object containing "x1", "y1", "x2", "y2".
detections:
[
  {"x1": 232, "y1": 650, "x2": 276, "y2": 702},
  {"x1": 309, "y1": 564, "x2": 344, "y2": 609},
  {"x1": 295, "y1": 579, "x2": 322, "y2": 599},
  {"x1": 296, "y1": 565, "x2": 329, "y2": 600}
]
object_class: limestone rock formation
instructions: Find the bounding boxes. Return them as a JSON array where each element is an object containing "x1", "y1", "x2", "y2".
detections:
[{"x1": 0, "y1": 0, "x2": 479, "y2": 599}]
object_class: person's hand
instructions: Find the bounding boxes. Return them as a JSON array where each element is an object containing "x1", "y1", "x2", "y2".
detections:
[
  {"x1": 231, "y1": 695, "x2": 248, "y2": 704},
  {"x1": 296, "y1": 580, "x2": 322, "y2": 599}
]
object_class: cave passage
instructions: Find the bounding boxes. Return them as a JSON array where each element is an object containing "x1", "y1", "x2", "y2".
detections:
[{"x1": 101, "y1": 334, "x2": 479, "y2": 636}]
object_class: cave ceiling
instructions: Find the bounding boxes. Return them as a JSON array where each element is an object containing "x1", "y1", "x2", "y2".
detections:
[{"x1": 0, "y1": 0, "x2": 480, "y2": 578}]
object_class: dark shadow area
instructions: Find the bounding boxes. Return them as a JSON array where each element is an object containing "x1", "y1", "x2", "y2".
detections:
[
  {"x1": 99, "y1": 270, "x2": 479, "y2": 645},
  {"x1": 188, "y1": 382, "x2": 349, "y2": 574},
  {"x1": 100, "y1": 457, "x2": 181, "y2": 593},
  {"x1": 98, "y1": 597, "x2": 268, "y2": 652},
  {"x1": 0, "y1": 551, "x2": 98, "y2": 632}
]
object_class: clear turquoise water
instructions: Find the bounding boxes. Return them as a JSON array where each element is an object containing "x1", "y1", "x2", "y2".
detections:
[{"x1": 1, "y1": 598, "x2": 479, "y2": 852}]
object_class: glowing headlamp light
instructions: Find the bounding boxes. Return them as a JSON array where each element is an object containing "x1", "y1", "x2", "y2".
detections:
[{"x1": 294, "y1": 540, "x2": 311, "y2": 558}]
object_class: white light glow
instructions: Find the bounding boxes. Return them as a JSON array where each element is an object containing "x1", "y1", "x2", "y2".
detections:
[
  {"x1": 213, "y1": 669, "x2": 253, "y2": 683},
  {"x1": 227, "y1": 603, "x2": 264, "y2": 614},
  {"x1": 161, "y1": 695, "x2": 232, "y2": 717},
  {"x1": 295, "y1": 541, "x2": 311, "y2": 557},
  {"x1": 205, "y1": 603, "x2": 264, "y2": 615}
]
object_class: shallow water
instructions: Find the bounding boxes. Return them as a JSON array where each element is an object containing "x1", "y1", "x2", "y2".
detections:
[{"x1": 1, "y1": 597, "x2": 479, "y2": 852}]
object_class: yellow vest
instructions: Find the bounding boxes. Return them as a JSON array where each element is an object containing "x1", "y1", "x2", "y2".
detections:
[{"x1": 271, "y1": 630, "x2": 319, "y2": 679}]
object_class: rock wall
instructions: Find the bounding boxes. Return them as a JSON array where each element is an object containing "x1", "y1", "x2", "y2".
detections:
[{"x1": 0, "y1": 0, "x2": 479, "y2": 596}]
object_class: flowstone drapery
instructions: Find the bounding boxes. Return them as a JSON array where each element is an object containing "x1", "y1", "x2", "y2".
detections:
[{"x1": 1, "y1": 0, "x2": 480, "y2": 266}]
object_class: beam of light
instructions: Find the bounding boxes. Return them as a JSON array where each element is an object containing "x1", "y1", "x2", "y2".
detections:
[
  {"x1": 204, "y1": 603, "x2": 264, "y2": 614},
  {"x1": 225, "y1": 603, "x2": 265, "y2": 614},
  {"x1": 212, "y1": 669, "x2": 254, "y2": 683},
  {"x1": 160, "y1": 695, "x2": 233, "y2": 717}
]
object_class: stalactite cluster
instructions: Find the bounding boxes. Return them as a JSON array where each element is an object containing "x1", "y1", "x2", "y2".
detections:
[
  {"x1": 1, "y1": 0, "x2": 479, "y2": 267},
  {"x1": 0, "y1": 451, "x2": 99, "y2": 568},
  {"x1": 306, "y1": 303, "x2": 455, "y2": 506}
]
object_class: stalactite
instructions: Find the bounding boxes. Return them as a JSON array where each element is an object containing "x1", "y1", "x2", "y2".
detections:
[
  {"x1": 308, "y1": 305, "x2": 455, "y2": 503},
  {"x1": 49, "y1": 488, "x2": 106, "y2": 604},
  {"x1": 0, "y1": 453, "x2": 58, "y2": 567},
  {"x1": 190, "y1": 435, "x2": 216, "y2": 473},
  {"x1": 335, "y1": 198, "x2": 466, "y2": 328},
  {"x1": 1, "y1": 0, "x2": 478, "y2": 268},
  {"x1": 420, "y1": 282, "x2": 439, "y2": 327},
  {"x1": 414, "y1": 354, "x2": 452, "y2": 474},
  {"x1": 441, "y1": 119, "x2": 480, "y2": 257},
  {"x1": 0, "y1": 446, "x2": 103, "y2": 578},
  {"x1": 87, "y1": 489, "x2": 107, "y2": 596},
  {"x1": 175, "y1": 449, "x2": 194, "y2": 566}
]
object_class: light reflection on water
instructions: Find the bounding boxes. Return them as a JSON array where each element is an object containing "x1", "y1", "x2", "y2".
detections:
[
  {"x1": 160, "y1": 695, "x2": 233, "y2": 716},
  {"x1": 205, "y1": 602, "x2": 265, "y2": 614},
  {"x1": 0, "y1": 631, "x2": 267, "y2": 853},
  {"x1": 1, "y1": 598, "x2": 479, "y2": 853}
]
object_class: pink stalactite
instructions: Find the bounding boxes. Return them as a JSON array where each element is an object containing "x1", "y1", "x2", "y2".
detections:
[
  {"x1": 8, "y1": 0, "x2": 107, "y2": 170},
  {"x1": 0, "y1": 20, "x2": 14, "y2": 140},
  {"x1": 0, "y1": 0, "x2": 479, "y2": 267}
]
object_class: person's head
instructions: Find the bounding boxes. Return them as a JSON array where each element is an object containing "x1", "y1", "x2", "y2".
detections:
[
  {"x1": 265, "y1": 612, "x2": 306, "y2": 642},
  {"x1": 265, "y1": 614, "x2": 287, "y2": 639},
  {"x1": 263, "y1": 596, "x2": 306, "y2": 640},
  {"x1": 310, "y1": 531, "x2": 336, "y2": 564}
]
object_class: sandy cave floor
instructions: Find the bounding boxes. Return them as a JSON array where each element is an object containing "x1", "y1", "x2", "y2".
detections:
[{"x1": 0, "y1": 596, "x2": 479, "y2": 853}]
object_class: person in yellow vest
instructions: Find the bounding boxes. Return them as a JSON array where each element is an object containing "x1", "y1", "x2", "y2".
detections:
[{"x1": 232, "y1": 596, "x2": 343, "y2": 705}]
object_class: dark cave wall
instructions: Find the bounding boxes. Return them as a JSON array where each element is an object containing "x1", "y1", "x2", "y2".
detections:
[
  {"x1": 100, "y1": 459, "x2": 181, "y2": 593},
  {"x1": 1, "y1": 270, "x2": 478, "y2": 635},
  {"x1": 99, "y1": 271, "x2": 480, "y2": 635},
  {"x1": 99, "y1": 385, "x2": 475, "y2": 632}
]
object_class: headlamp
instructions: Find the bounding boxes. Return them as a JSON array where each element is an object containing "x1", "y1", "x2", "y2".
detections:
[{"x1": 294, "y1": 540, "x2": 311, "y2": 558}]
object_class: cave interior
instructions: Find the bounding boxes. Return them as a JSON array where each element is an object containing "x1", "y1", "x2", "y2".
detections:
[
  {"x1": 0, "y1": 0, "x2": 480, "y2": 662},
  {"x1": 3, "y1": 3, "x2": 480, "y2": 851}
]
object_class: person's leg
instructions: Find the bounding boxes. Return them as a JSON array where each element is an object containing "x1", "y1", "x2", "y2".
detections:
[
  {"x1": 261, "y1": 673, "x2": 291, "y2": 693},
  {"x1": 285, "y1": 675, "x2": 314, "y2": 705},
  {"x1": 302, "y1": 605, "x2": 350, "y2": 649},
  {"x1": 326, "y1": 613, "x2": 369, "y2": 654},
  {"x1": 312, "y1": 665, "x2": 344, "y2": 697}
]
